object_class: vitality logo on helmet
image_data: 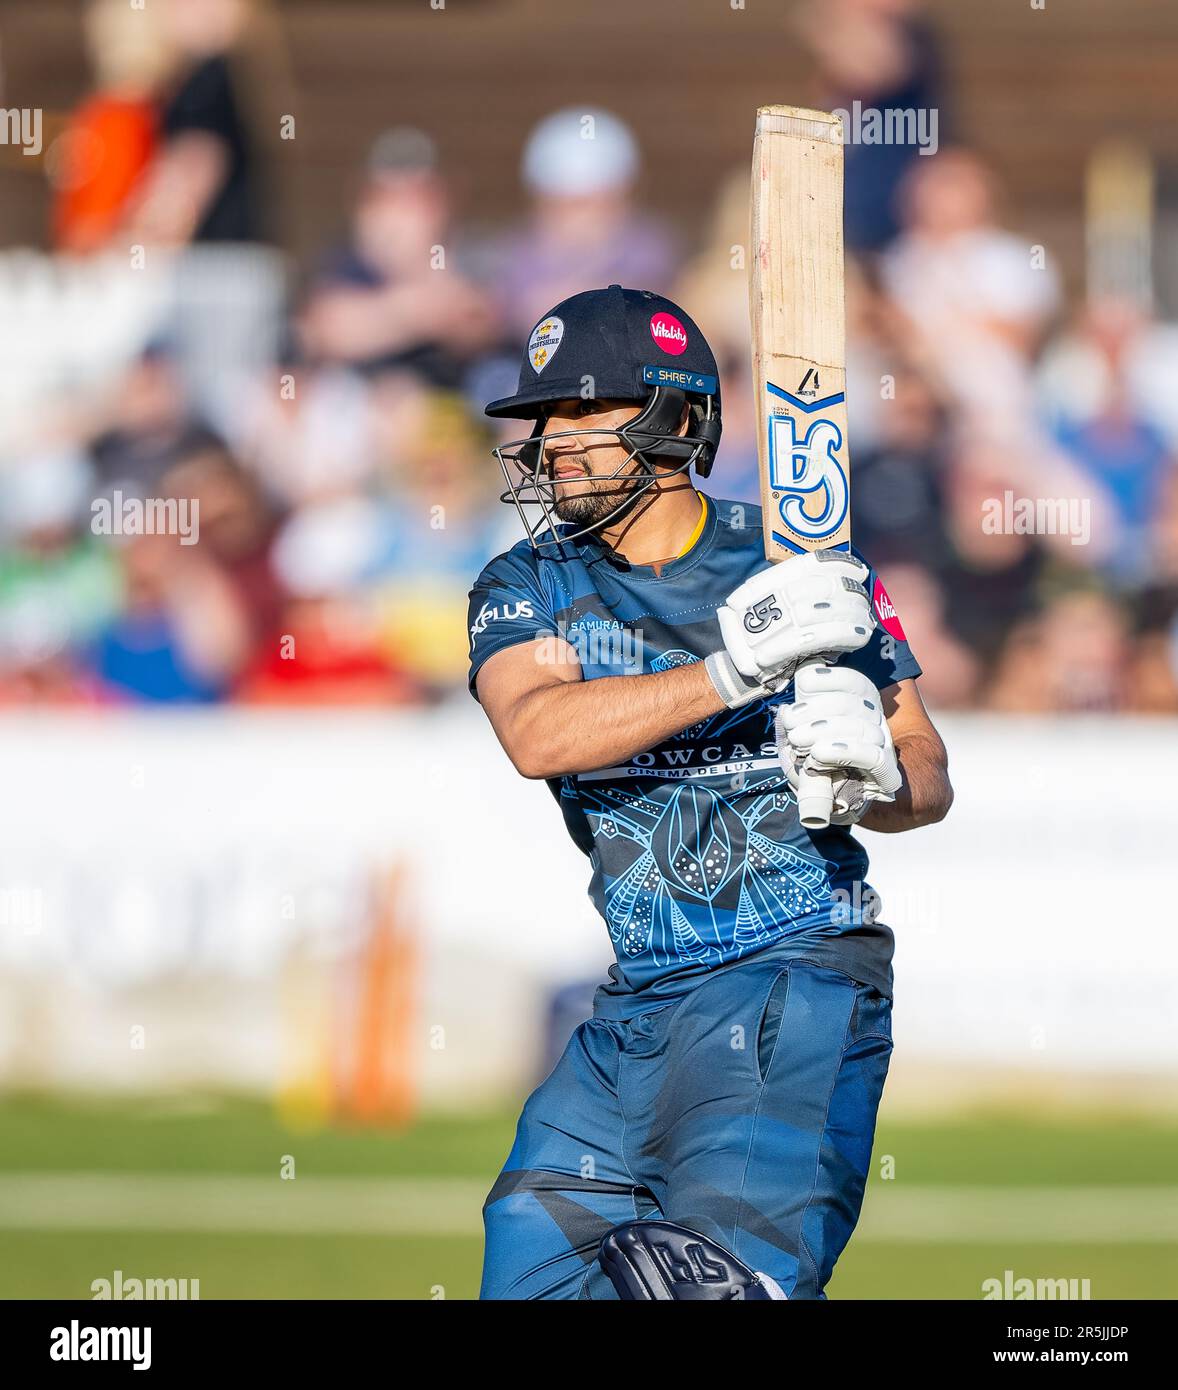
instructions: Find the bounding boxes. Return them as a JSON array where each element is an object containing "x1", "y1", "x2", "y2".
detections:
[{"x1": 649, "y1": 311, "x2": 689, "y2": 354}]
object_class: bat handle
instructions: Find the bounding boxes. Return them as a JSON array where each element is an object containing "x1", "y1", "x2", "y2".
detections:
[
  {"x1": 795, "y1": 764, "x2": 835, "y2": 830},
  {"x1": 793, "y1": 654, "x2": 835, "y2": 830}
]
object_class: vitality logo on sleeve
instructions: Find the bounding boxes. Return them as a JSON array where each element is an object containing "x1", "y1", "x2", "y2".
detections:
[{"x1": 871, "y1": 577, "x2": 905, "y2": 640}]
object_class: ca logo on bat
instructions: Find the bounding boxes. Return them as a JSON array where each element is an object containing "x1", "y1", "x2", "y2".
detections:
[
  {"x1": 762, "y1": 377, "x2": 850, "y2": 549},
  {"x1": 768, "y1": 412, "x2": 849, "y2": 543}
]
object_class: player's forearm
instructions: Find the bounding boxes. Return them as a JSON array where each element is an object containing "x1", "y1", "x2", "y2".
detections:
[
  {"x1": 504, "y1": 661, "x2": 726, "y2": 780},
  {"x1": 859, "y1": 732, "x2": 953, "y2": 833}
]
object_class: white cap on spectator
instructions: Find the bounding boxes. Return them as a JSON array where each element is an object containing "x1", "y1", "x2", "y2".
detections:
[
  {"x1": 522, "y1": 107, "x2": 639, "y2": 196},
  {"x1": 271, "y1": 496, "x2": 391, "y2": 599},
  {"x1": 0, "y1": 448, "x2": 94, "y2": 540}
]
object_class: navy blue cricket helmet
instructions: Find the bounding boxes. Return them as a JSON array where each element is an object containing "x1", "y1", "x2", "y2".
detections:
[{"x1": 487, "y1": 286, "x2": 723, "y2": 551}]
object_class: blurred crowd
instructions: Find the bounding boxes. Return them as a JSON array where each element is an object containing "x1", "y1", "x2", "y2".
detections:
[{"x1": 2, "y1": 0, "x2": 1177, "y2": 713}]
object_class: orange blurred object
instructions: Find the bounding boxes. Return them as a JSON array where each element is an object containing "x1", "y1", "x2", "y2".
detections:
[
  {"x1": 346, "y1": 863, "x2": 421, "y2": 1128},
  {"x1": 52, "y1": 95, "x2": 157, "y2": 253}
]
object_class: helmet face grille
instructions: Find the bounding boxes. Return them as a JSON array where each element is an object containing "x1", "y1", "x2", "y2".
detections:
[{"x1": 493, "y1": 389, "x2": 719, "y2": 554}]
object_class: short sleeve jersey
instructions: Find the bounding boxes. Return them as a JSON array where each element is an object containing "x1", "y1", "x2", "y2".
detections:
[{"x1": 467, "y1": 495, "x2": 921, "y2": 1016}]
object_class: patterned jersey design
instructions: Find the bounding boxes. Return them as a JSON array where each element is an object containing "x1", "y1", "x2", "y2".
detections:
[
  {"x1": 588, "y1": 778, "x2": 829, "y2": 964},
  {"x1": 468, "y1": 496, "x2": 922, "y2": 995}
]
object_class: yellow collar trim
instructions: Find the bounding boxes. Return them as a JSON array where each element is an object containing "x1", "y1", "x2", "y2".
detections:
[{"x1": 675, "y1": 492, "x2": 708, "y2": 559}]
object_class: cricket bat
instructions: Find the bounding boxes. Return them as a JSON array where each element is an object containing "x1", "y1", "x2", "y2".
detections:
[{"x1": 750, "y1": 105, "x2": 852, "y2": 830}]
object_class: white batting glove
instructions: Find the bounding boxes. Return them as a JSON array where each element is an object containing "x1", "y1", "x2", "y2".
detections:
[
  {"x1": 708, "y1": 551, "x2": 874, "y2": 708},
  {"x1": 774, "y1": 664, "x2": 902, "y2": 825}
]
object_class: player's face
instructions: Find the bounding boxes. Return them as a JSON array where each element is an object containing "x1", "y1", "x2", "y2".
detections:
[{"x1": 539, "y1": 398, "x2": 647, "y2": 527}]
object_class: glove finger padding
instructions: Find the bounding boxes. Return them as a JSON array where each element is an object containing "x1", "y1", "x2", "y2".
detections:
[
  {"x1": 809, "y1": 738, "x2": 902, "y2": 796},
  {"x1": 774, "y1": 664, "x2": 902, "y2": 819},
  {"x1": 791, "y1": 660, "x2": 882, "y2": 703},
  {"x1": 776, "y1": 689, "x2": 880, "y2": 738}
]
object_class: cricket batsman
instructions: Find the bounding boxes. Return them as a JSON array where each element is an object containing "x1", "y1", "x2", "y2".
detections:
[{"x1": 467, "y1": 286, "x2": 953, "y2": 1299}]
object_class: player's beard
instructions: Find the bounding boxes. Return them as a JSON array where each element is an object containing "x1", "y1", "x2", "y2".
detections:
[{"x1": 551, "y1": 458, "x2": 644, "y2": 529}]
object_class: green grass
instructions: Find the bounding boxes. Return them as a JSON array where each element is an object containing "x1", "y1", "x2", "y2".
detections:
[
  {"x1": 0, "y1": 1231, "x2": 475, "y2": 1301},
  {"x1": 828, "y1": 1242, "x2": 1177, "y2": 1301},
  {"x1": 0, "y1": 1093, "x2": 1175, "y2": 1300},
  {"x1": 0, "y1": 1092, "x2": 515, "y2": 1179},
  {"x1": 868, "y1": 1111, "x2": 1178, "y2": 1187}
]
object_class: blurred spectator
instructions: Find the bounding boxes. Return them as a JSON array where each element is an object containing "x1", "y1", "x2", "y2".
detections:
[
  {"x1": 238, "y1": 495, "x2": 418, "y2": 706},
  {"x1": 986, "y1": 589, "x2": 1132, "y2": 713},
  {"x1": 240, "y1": 354, "x2": 378, "y2": 506},
  {"x1": 939, "y1": 441, "x2": 1048, "y2": 667},
  {"x1": 1130, "y1": 468, "x2": 1178, "y2": 712},
  {"x1": 882, "y1": 149, "x2": 1062, "y2": 468},
  {"x1": 1038, "y1": 298, "x2": 1176, "y2": 585},
  {"x1": 369, "y1": 386, "x2": 513, "y2": 691},
  {"x1": 673, "y1": 169, "x2": 750, "y2": 357},
  {"x1": 85, "y1": 530, "x2": 252, "y2": 704},
  {"x1": 1038, "y1": 297, "x2": 1178, "y2": 450},
  {"x1": 50, "y1": 0, "x2": 169, "y2": 254},
  {"x1": 1148, "y1": 467, "x2": 1178, "y2": 589},
  {"x1": 883, "y1": 150, "x2": 1061, "y2": 380},
  {"x1": 0, "y1": 448, "x2": 118, "y2": 704},
  {"x1": 1126, "y1": 626, "x2": 1178, "y2": 713},
  {"x1": 124, "y1": 0, "x2": 288, "y2": 247},
  {"x1": 485, "y1": 108, "x2": 679, "y2": 337},
  {"x1": 849, "y1": 363, "x2": 954, "y2": 571},
  {"x1": 794, "y1": 0, "x2": 947, "y2": 250},
  {"x1": 874, "y1": 562, "x2": 979, "y2": 708},
  {"x1": 89, "y1": 343, "x2": 222, "y2": 495},
  {"x1": 1053, "y1": 409, "x2": 1171, "y2": 589},
  {"x1": 161, "y1": 441, "x2": 282, "y2": 644},
  {"x1": 673, "y1": 168, "x2": 758, "y2": 501},
  {"x1": 299, "y1": 128, "x2": 496, "y2": 385},
  {"x1": 878, "y1": 149, "x2": 1123, "y2": 577}
]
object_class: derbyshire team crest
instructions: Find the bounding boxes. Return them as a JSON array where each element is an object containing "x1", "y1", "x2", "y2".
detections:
[{"x1": 528, "y1": 316, "x2": 564, "y2": 373}]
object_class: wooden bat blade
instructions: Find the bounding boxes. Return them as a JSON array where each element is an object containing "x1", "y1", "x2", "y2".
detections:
[{"x1": 750, "y1": 105, "x2": 851, "y2": 563}]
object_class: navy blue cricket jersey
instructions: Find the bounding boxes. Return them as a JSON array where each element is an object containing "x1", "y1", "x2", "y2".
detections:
[{"x1": 467, "y1": 494, "x2": 921, "y2": 1014}]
